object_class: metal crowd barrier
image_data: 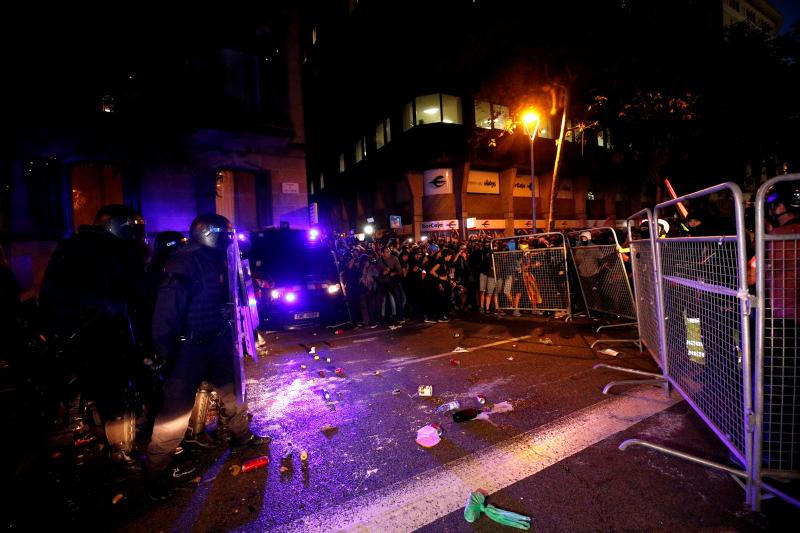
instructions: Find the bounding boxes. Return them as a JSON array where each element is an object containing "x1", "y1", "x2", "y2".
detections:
[
  {"x1": 491, "y1": 233, "x2": 571, "y2": 317},
  {"x1": 754, "y1": 174, "x2": 800, "y2": 509},
  {"x1": 620, "y1": 183, "x2": 760, "y2": 509},
  {"x1": 593, "y1": 210, "x2": 669, "y2": 395},
  {"x1": 567, "y1": 227, "x2": 637, "y2": 333}
]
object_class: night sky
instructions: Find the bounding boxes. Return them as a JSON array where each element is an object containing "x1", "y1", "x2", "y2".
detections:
[{"x1": 773, "y1": 0, "x2": 800, "y2": 33}]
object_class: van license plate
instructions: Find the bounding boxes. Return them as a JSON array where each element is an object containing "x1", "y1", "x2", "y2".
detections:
[{"x1": 294, "y1": 312, "x2": 320, "y2": 320}]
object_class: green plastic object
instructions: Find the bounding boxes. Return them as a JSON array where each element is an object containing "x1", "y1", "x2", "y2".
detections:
[{"x1": 463, "y1": 491, "x2": 531, "y2": 530}]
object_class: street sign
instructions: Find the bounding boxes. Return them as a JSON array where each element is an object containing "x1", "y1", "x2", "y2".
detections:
[{"x1": 421, "y1": 219, "x2": 460, "y2": 231}]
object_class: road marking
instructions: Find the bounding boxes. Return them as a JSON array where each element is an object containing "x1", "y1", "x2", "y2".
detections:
[
  {"x1": 275, "y1": 385, "x2": 681, "y2": 532},
  {"x1": 388, "y1": 334, "x2": 532, "y2": 367}
]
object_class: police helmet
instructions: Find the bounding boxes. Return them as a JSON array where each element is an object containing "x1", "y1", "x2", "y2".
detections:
[
  {"x1": 153, "y1": 230, "x2": 188, "y2": 263},
  {"x1": 94, "y1": 204, "x2": 144, "y2": 241},
  {"x1": 766, "y1": 181, "x2": 800, "y2": 217},
  {"x1": 189, "y1": 214, "x2": 233, "y2": 251}
]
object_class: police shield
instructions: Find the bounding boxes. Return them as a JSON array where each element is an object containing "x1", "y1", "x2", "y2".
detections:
[{"x1": 227, "y1": 234, "x2": 257, "y2": 404}]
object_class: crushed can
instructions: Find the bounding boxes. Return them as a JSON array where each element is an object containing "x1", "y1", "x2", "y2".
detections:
[
  {"x1": 335, "y1": 368, "x2": 345, "y2": 376},
  {"x1": 418, "y1": 385, "x2": 433, "y2": 397},
  {"x1": 476, "y1": 394, "x2": 486, "y2": 405},
  {"x1": 450, "y1": 358, "x2": 461, "y2": 366}
]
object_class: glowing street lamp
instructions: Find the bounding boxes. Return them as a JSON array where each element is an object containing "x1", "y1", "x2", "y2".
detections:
[
  {"x1": 522, "y1": 109, "x2": 541, "y2": 233},
  {"x1": 363, "y1": 224, "x2": 374, "y2": 236}
]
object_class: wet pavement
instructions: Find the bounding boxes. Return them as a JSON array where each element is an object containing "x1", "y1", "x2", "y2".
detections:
[{"x1": 7, "y1": 313, "x2": 800, "y2": 531}]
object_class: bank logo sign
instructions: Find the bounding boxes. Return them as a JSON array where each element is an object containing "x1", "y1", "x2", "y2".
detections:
[
  {"x1": 421, "y1": 219, "x2": 460, "y2": 231},
  {"x1": 423, "y1": 168, "x2": 453, "y2": 196},
  {"x1": 466, "y1": 170, "x2": 499, "y2": 194},
  {"x1": 513, "y1": 175, "x2": 540, "y2": 197}
]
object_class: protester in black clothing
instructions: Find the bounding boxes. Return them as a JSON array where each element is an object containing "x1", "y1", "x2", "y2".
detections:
[{"x1": 145, "y1": 214, "x2": 269, "y2": 500}]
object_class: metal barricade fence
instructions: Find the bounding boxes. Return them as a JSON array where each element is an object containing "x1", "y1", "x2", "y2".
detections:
[
  {"x1": 754, "y1": 174, "x2": 800, "y2": 509},
  {"x1": 567, "y1": 227, "x2": 637, "y2": 321},
  {"x1": 592, "y1": 210, "x2": 669, "y2": 395},
  {"x1": 491, "y1": 233, "x2": 571, "y2": 316},
  {"x1": 620, "y1": 183, "x2": 759, "y2": 510}
]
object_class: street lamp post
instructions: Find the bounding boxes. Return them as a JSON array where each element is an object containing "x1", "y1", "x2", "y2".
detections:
[{"x1": 522, "y1": 111, "x2": 541, "y2": 234}]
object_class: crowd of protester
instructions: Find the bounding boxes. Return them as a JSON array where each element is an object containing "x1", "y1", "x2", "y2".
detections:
[{"x1": 330, "y1": 231, "x2": 577, "y2": 327}]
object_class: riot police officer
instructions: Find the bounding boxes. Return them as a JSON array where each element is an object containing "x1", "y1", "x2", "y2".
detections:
[
  {"x1": 145, "y1": 214, "x2": 269, "y2": 500},
  {"x1": 38, "y1": 204, "x2": 147, "y2": 462}
]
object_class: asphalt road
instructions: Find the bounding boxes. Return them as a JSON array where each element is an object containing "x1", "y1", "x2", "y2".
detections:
[{"x1": 10, "y1": 313, "x2": 800, "y2": 531}]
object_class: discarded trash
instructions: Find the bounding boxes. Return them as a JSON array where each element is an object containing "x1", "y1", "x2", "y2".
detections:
[
  {"x1": 507, "y1": 356, "x2": 514, "y2": 361},
  {"x1": 300, "y1": 364, "x2": 307, "y2": 370},
  {"x1": 320, "y1": 424, "x2": 338, "y2": 437},
  {"x1": 111, "y1": 493, "x2": 124, "y2": 505},
  {"x1": 319, "y1": 370, "x2": 326, "y2": 377},
  {"x1": 172, "y1": 465, "x2": 197, "y2": 479},
  {"x1": 242, "y1": 456, "x2": 269, "y2": 473},
  {"x1": 418, "y1": 385, "x2": 433, "y2": 397},
  {"x1": 321, "y1": 389, "x2": 331, "y2": 401},
  {"x1": 430, "y1": 423, "x2": 443, "y2": 436},
  {"x1": 450, "y1": 358, "x2": 461, "y2": 366},
  {"x1": 326, "y1": 357, "x2": 332, "y2": 363},
  {"x1": 512, "y1": 344, "x2": 517, "y2": 348},
  {"x1": 476, "y1": 395, "x2": 486, "y2": 405},
  {"x1": 490, "y1": 401, "x2": 513, "y2": 414},
  {"x1": 191, "y1": 476, "x2": 202, "y2": 484},
  {"x1": 388, "y1": 325, "x2": 402, "y2": 331},
  {"x1": 436, "y1": 400, "x2": 461, "y2": 414},
  {"x1": 452, "y1": 346, "x2": 469, "y2": 353},
  {"x1": 230, "y1": 464, "x2": 242, "y2": 476},
  {"x1": 538, "y1": 338, "x2": 553, "y2": 345},
  {"x1": 335, "y1": 368, "x2": 345, "y2": 377},
  {"x1": 300, "y1": 450, "x2": 308, "y2": 462},
  {"x1": 282, "y1": 444, "x2": 294, "y2": 460},
  {"x1": 314, "y1": 355, "x2": 320, "y2": 361},
  {"x1": 392, "y1": 388, "x2": 402, "y2": 395},
  {"x1": 374, "y1": 370, "x2": 381, "y2": 376},
  {"x1": 416, "y1": 425, "x2": 442, "y2": 448},
  {"x1": 454, "y1": 333, "x2": 461, "y2": 338},
  {"x1": 309, "y1": 346, "x2": 316, "y2": 354},
  {"x1": 335, "y1": 329, "x2": 344, "y2": 335},
  {"x1": 598, "y1": 348, "x2": 619, "y2": 356},
  {"x1": 453, "y1": 408, "x2": 483, "y2": 423},
  {"x1": 280, "y1": 466, "x2": 290, "y2": 473},
  {"x1": 464, "y1": 491, "x2": 531, "y2": 530}
]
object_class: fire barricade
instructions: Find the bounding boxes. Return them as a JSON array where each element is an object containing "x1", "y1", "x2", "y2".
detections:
[
  {"x1": 567, "y1": 227, "x2": 637, "y2": 333},
  {"x1": 619, "y1": 183, "x2": 762, "y2": 509},
  {"x1": 490, "y1": 233, "x2": 571, "y2": 317},
  {"x1": 754, "y1": 174, "x2": 800, "y2": 509},
  {"x1": 593, "y1": 210, "x2": 669, "y2": 394}
]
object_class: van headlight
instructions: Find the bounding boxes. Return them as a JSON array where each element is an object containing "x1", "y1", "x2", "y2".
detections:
[{"x1": 327, "y1": 283, "x2": 341, "y2": 295}]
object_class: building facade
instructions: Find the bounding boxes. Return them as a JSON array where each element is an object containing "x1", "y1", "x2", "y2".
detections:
[{"x1": 3, "y1": 5, "x2": 308, "y2": 297}]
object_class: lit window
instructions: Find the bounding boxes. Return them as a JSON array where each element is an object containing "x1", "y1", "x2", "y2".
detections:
[
  {"x1": 310, "y1": 181, "x2": 315, "y2": 195},
  {"x1": 101, "y1": 95, "x2": 115, "y2": 113},
  {"x1": 312, "y1": 26, "x2": 317, "y2": 45},
  {"x1": 320, "y1": 173, "x2": 325, "y2": 189},
  {"x1": 442, "y1": 95, "x2": 462, "y2": 124},
  {"x1": 384, "y1": 118, "x2": 391, "y2": 143},
  {"x1": 475, "y1": 100, "x2": 492, "y2": 129},
  {"x1": 375, "y1": 121, "x2": 385, "y2": 149},
  {"x1": 491, "y1": 104, "x2": 508, "y2": 130},
  {"x1": 415, "y1": 94, "x2": 439, "y2": 125},
  {"x1": 339, "y1": 153, "x2": 345, "y2": 173},
  {"x1": 355, "y1": 137, "x2": 366, "y2": 163},
  {"x1": 402, "y1": 102, "x2": 414, "y2": 132}
]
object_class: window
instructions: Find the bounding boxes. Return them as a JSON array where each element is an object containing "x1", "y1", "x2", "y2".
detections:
[
  {"x1": 405, "y1": 93, "x2": 463, "y2": 130},
  {"x1": 375, "y1": 117, "x2": 391, "y2": 149},
  {"x1": 312, "y1": 26, "x2": 317, "y2": 45},
  {"x1": 475, "y1": 100, "x2": 510, "y2": 130},
  {"x1": 215, "y1": 170, "x2": 261, "y2": 231},
  {"x1": 728, "y1": 0, "x2": 740, "y2": 11},
  {"x1": 338, "y1": 153, "x2": 345, "y2": 173},
  {"x1": 310, "y1": 181, "x2": 315, "y2": 195},
  {"x1": 355, "y1": 137, "x2": 366, "y2": 163},
  {"x1": 384, "y1": 118, "x2": 391, "y2": 143},
  {"x1": 376, "y1": 122, "x2": 385, "y2": 149},
  {"x1": 71, "y1": 163, "x2": 124, "y2": 231},
  {"x1": 402, "y1": 102, "x2": 414, "y2": 131},
  {"x1": 442, "y1": 94, "x2": 462, "y2": 124},
  {"x1": 320, "y1": 173, "x2": 324, "y2": 189},
  {"x1": 745, "y1": 8, "x2": 755, "y2": 22},
  {"x1": 415, "y1": 94, "x2": 439, "y2": 125}
]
